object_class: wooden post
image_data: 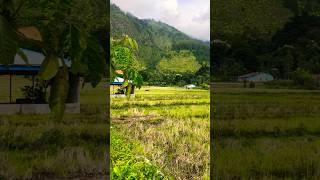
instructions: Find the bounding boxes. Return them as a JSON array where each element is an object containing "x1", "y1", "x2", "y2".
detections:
[
  {"x1": 32, "y1": 75, "x2": 35, "y2": 89},
  {"x1": 9, "y1": 74, "x2": 12, "y2": 104}
]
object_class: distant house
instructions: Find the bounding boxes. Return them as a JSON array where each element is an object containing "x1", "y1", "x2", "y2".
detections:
[
  {"x1": 185, "y1": 84, "x2": 196, "y2": 89},
  {"x1": 238, "y1": 72, "x2": 274, "y2": 82},
  {"x1": 111, "y1": 76, "x2": 135, "y2": 97}
]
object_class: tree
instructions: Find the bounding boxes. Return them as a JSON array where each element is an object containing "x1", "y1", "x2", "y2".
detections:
[
  {"x1": 157, "y1": 50, "x2": 201, "y2": 74},
  {"x1": 0, "y1": 0, "x2": 108, "y2": 120},
  {"x1": 212, "y1": 0, "x2": 292, "y2": 39},
  {"x1": 282, "y1": 0, "x2": 320, "y2": 16},
  {"x1": 111, "y1": 35, "x2": 143, "y2": 96}
]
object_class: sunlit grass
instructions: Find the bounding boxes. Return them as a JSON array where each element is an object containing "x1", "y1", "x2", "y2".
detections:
[
  {"x1": 213, "y1": 83, "x2": 320, "y2": 179},
  {"x1": 111, "y1": 86, "x2": 210, "y2": 179},
  {"x1": 0, "y1": 83, "x2": 108, "y2": 179}
]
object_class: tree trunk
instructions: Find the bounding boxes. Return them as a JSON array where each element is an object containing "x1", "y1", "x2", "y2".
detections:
[{"x1": 66, "y1": 73, "x2": 80, "y2": 103}]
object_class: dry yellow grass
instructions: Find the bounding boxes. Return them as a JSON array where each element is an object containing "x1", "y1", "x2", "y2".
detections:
[{"x1": 111, "y1": 86, "x2": 210, "y2": 179}]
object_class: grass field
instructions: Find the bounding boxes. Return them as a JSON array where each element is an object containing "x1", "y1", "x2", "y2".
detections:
[
  {"x1": 111, "y1": 86, "x2": 210, "y2": 179},
  {"x1": 0, "y1": 77, "x2": 108, "y2": 179},
  {"x1": 213, "y1": 83, "x2": 320, "y2": 179}
]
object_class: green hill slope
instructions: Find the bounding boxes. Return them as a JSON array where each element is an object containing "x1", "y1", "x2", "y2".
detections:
[{"x1": 110, "y1": 4, "x2": 209, "y2": 68}]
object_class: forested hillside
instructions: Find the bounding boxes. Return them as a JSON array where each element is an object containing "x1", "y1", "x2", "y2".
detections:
[
  {"x1": 212, "y1": 0, "x2": 320, "y2": 86},
  {"x1": 111, "y1": 4, "x2": 209, "y2": 69}
]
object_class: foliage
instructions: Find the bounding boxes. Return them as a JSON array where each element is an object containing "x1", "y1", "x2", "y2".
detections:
[
  {"x1": 282, "y1": 0, "x2": 320, "y2": 16},
  {"x1": 212, "y1": 0, "x2": 292, "y2": 38},
  {"x1": 111, "y1": 35, "x2": 143, "y2": 96},
  {"x1": 110, "y1": 4, "x2": 209, "y2": 69},
  {"x1": 213, "y1": 6, "x2": 320, "y2": 82},
  {"x1": 157, "y1": 50, "x2": 201, "y2": 74},
  {"x1": 111, "y1": 129, "x2": 166, "y2": 179},
  {"x1": 0, "y1": 15, "x2": 19, "y2": 64},
  {"x1": 0, "y1": 0, "x2": 107, "y2": 120},
  {"x1": 20, "y1": 80, "x2": 46, "y2": 104},
  {"x1": 290, "y1": 68, "x2": 318, "y2": 89}
]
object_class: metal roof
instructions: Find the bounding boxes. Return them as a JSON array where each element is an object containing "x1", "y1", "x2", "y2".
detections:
[
  {"x1": 3, "y1": 48, "x2": 71, "y2": 66},
  {"x1": 0, "y1": 65, "x2": 40, "y2": 75},
  {"x1": 111, "y1": 77, "x2": 132, "y2": 85},
  {"x1": 0, "y1": 49, "x2": 71, "y2": 75},
  {"x1": 238, "y1": 72, "x2": 270, "y2": 78}
]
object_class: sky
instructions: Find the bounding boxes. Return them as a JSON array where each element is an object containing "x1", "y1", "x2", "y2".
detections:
[{"x1": 110, "y1": 0, "x2": 210, "y2": 41}]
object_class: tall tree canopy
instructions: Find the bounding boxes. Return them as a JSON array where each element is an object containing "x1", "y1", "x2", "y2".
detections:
[
  {"x1": 0, "y1": 0, "x2": 107, "y2": 120},
  {"x1": 111, "y1": 35, "x2": 143, "y2": 96}
]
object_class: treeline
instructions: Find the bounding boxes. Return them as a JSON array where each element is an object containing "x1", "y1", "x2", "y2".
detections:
[
  {"x1": 142, "y1": 51, "x2": 210, "y2": 87},
  {"x1": 212, "y1": 0, "x2": 320, "y2": 86}
]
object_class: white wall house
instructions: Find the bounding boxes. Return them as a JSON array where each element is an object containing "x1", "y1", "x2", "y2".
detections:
[{"x1": 238, "y1": 72, "x2": 274, "y2": 82}]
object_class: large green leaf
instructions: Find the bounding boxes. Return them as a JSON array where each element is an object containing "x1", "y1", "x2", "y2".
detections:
[
  {"x1": 82, "y1": 36, "x2": 106, "y2": 87},
  {"x1": 16, "y1": 48, "x2": 29, "y2": 65},
  {"x1": 38, "y1": 55, "x2": 59, "y2": 80},
  {"x1": 0, "y1": 15, "x2": 18, "y2": 64},
  {"x1": 122, "y1": 81, "x2": 129, "y2": 88},
  {"x1": 49, "y1": 66, "x2": 69, "y2": 121},
  {"x1": 70, "y1": 26, "x2": 88, "y2": 74}
]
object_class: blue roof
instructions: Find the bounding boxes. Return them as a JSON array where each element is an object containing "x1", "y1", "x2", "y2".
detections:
[
  {"x1": 0, "y1": 65, "x2": 40, "y2": 75},
  {"x1": 111, "y1": 82, "x2": 123, "y2": 85}
]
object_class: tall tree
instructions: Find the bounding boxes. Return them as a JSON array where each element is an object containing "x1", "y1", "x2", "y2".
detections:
[
  {"x1": 0, "y1": 0, "x2": 108, "y2": 120},
  {"x1": 111, "y1": 35, "x2": 143, "y2": 96}
]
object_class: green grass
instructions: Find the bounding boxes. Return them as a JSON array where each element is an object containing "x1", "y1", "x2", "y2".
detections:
[
  {"x1": 0, "y1": 81, "x2": 108, "y2": 179},
  {"x1": 111, "y1": 128, "x2": 165, "y2": 179},
  {"x1": 213, "y1": 83, "x2": 320, "y2": 179},
  {"x1": 111, "y1": 86, "x2": 210, "y2": 179}
]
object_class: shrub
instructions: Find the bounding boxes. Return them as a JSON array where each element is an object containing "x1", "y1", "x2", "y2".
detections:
[
  {"x1": 111, "y1": 129, "x2": 166, "y2": 179},
  {"x1": 264, "y1": 80, "x2": 294, "y2": 89},
  {"x1": 249, "y1": 82, "x2": 255, "y2": 88},
  {"x1": 291, "y1": 69, "x2": 318, "y2": 89}
]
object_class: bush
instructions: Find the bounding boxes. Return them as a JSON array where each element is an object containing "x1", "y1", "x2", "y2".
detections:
[
  {"x1": 111, "y1": 130, "x2": 166, "y2": 179},
  {"x1": 264, "y1": 80, "x2": 294, "y2": 89},
  {"x1": 291, "y1": 69, "x2": 318, "y2": 89},
  {"x1": 249, "y1": 82, "x2": 255, "y2": 88},
  {"x1": 199, "y1": 83, "x2": 209, "y2": 90},
  {"x1": 20, "y1": 81, "x2": 47, "y2": 103}
]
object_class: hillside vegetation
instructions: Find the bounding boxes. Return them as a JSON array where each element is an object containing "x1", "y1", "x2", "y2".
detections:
[
  {"x1": 110, "y1": 4, "x2": 210, "y2": 69},
  {"x1": 212, "y1": 0, "x2": 320, "y2": 85}
]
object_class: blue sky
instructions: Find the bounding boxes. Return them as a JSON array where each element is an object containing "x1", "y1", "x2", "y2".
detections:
[{"x1": 110, "y1": 0, "x2": 210, "y2": 41}]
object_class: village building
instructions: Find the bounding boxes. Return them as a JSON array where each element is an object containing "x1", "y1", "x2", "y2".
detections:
[
  {"x1": 185, "y1": 84, "x2": 196, "y2": 89},
  {"x1": 238, "y1": 72, "x2": 274, "y2": 82},
  {"x1": 111, "y1": 70, "x2": 135, "y2": 97},
  {"x1": 0, "y1": 49, "x2": 81, "y2": 115}
]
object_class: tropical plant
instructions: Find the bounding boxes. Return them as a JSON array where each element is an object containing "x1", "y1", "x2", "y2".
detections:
[
  {"x1": 111, "y1": 35, "x2": 143, "y2": 96},
  {"x1": 0, "y1": 0, "x2": 107, "y2": 120},
  {"x1": 20, "y1": 80, "x2": 47, "y2": 103}
]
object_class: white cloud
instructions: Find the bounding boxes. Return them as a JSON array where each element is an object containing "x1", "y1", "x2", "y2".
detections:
[{"x1": 111, "y1": 0, "x2": 210, "y2": 41}]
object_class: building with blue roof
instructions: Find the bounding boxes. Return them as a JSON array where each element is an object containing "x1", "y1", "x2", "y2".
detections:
[{"x1": 0, "y1": 49, "x2": 79, "y2": 114}]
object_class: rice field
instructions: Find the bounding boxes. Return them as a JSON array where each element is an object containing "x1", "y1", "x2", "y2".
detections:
[
  {"x1": 213, "y1": 83, "x2": 320, "y2": 179},
  {"x1": 0, "y1": 78, "x2": 108, "y2": 179},
  {"x1": 111, "y1": 86, "x2": 210, "y2": 179}
]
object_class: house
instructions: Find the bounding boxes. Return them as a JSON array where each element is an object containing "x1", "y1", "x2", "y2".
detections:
[
  {"x1": 111, "y1": 76, "x2": 135, "y2": 97},
  {"x1": 238, "y1": 72, "x2": 274, "y2": 82},
  {"x1": 185, "y1": 84, "x2": 196, "y2": 89},
  {"x1": 0, "y1": 49, "x2": 80, "y2": 115}
]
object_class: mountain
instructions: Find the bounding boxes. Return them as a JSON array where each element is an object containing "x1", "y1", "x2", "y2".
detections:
[{"x1": 110, "y1": 4, "x2": 210, "y2": 68}]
